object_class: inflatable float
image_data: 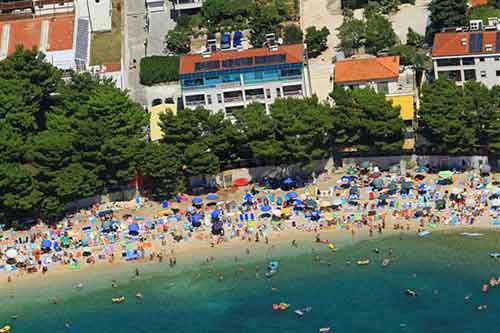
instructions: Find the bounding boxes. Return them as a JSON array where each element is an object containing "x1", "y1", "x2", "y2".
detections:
[
  {"x1": 272, "y1": 303, "x2": 289, "y2": 311},
  {"x1": 405, "y1": 289, "x2": 417, "y2": 297},
  {"x1": 357, "y1": 259, "x2": 370, "y2": 265},
  {"x1": 489, "y1": 253, "x2": 500, "y2": 258},
  {"x1": 328, "y1": 243, "x2": 337, "y2": 252},
  {"x1": 112, "y1": 296, "x2": 125, "y2": 304},
  {"x1": 0, "y1": 326, "x2": 11, "y2": 333},
  {"x1": 418, "y1": 230, "x2": 431, "y2": 237}
]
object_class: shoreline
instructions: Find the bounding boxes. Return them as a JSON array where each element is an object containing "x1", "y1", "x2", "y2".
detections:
[{"x1": 2, "y1": 222, "x2": 498, "y2": 295}]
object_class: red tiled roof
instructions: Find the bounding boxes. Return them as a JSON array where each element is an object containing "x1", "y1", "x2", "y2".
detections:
[
  {"x1": 470, "y1": 0, "x2": 488, "y2": 7},
  {"x1": 334, "y1": 56, "x2": 400, "y2": 83},
  {"x1": 0, "y1": 14, "x2": 74, "y2": 56},
  {"x1": 179, "y1": 44, "x2": 304, "y2": 75},
  {"x1": 432, "y1": 31, "x2": 498, "y2": 57}
]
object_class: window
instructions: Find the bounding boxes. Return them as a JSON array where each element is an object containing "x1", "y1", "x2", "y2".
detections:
[
  {"x1": 184, "y1": 78, "x2": 203, "y2": 87},
  {"x1": 376, "y1": 82, "x2": 389, "y2": 94},
  {"x1": 462, "y1": 57, "x2": 475, "y2": 65},
  {"x1": 479, "y1": 57, "x2": 485, "y2": 62},
  {"x1": 217, "y1": 94, "x2": 222, "y2": 104},
  {"x1": 436, "y1": 58, "x2": 460, "y2": 67},
  {"x1": 464, "y1": 69, "x2": 476, "y2": 81},
  {"x1": 496, "y1": 70, "x2": 500, "y2": 77},
  {"x1": 254, "y1": 71, "x2": 264, "y2": 80},
  {"x1": 480, "y1": 70, "x2": 487, "y2": 78},
  {"x1": 281, "y1": 68, "x2": 302, "y2": 77},
  {"x1": 207, "y1": 94, "x2": 212, "y2": 105},
  {"x1": 265, "y1": 89, "x2": 271, "y2": 99},
  {"x1": 495, "y1": 57, "x2": 500, "y2": 61},
  {"x1": 439, "y1": 70, "x2": 462, "y2": 82},
  {"x1": 276, "y1": 88, "x2": 282, "y2": 98}
]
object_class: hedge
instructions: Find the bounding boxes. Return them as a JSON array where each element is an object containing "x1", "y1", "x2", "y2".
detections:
[{"x1": 140, "y1": 56, "x2": 180, "y2": 86}]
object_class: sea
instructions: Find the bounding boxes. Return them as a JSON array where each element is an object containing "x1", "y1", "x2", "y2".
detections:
[{"x1": 1, "y1": 229, "x2": 499, "y2": 333}]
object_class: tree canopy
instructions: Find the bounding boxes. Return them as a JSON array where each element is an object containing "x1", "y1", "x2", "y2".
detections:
[{"x1": 429, "y1": 0, "x2": 468, "y2": 36}]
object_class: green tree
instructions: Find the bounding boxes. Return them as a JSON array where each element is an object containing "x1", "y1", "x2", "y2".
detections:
[
  {"x1": 165, "y1": 29, "x2": 191, "y2": 55},
  {"x1": 283, "y1": 24, "x2": 303, "y2": 44},
  {"x1": 364, "y1": 13, "x2": 397, "y2": 54},
  {"x1": 249, "y1": 3, "x2": 283, "y2": 47},
  {"x1": 337, "y1": 17, "x2": 365, "y2": 56},
  {"x1": 142, "y1": 143, "x2": 183, "y2": 199},
  {"x1": 418, "y1": 79, "x2": 477, "y2": 154},
  {"x1": 305, "y1": 26, "x2": 330, "y2": 58},
  {"x1": 429, "y1": 0, "x2": 468, "y2": 35},
  {"x1": 406, "y1": 27, "x2": 424, "y2": 47}
]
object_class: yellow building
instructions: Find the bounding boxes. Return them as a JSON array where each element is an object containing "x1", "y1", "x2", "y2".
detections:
[{"x1": 149, "y1": 102, "x2": 176, "y2": 141}]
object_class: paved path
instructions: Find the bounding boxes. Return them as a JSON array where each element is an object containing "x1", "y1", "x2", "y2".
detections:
[
  {"x1": 390, "y1": 0, "x2": 430, "y2": 44},
  {"x1": 147, "y1": 2, "x2": 176, "y2": 55}
]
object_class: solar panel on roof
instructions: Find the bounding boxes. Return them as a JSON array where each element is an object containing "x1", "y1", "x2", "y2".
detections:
[
  {"x1": 254, "y1": 54, "x2": 286, "y2": 65},
  {"x1": 222, "y1": 57, "x2": 253, "y2": 68},
  {"x1": 469, "y1": 33, "x2": 483, "y2": 53},
  {"x1": 496, "y1": 32, "x2": 500, "y2": 51},
  {"x1": 195, "y1": 60, "x2": 220, "y2": 72},
  {"x1": 75, "y1": 18, "x2": 89, "y2": 66}
]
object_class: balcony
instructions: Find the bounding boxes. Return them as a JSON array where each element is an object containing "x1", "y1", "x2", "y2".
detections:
[
  {"x1": 283, "y1": 85, "x2": 303, "y2": 97},
  {"x1": 245, "y1": 88, "x2": 265, "y2": 102},
  {"x1": 223, "y1": 91, "x2": 244, "y2": 104},
  {"x1": 173, "y1": 0, "x2": 203, "y2": 10},
  {"x1": 185, "y1": 94, "x2": 205, "y2": 107}
]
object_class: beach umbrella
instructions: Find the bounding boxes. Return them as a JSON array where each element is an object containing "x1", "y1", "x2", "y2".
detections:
[
  {"x1": 491, "y1": 199, "x2": 500, "y2": 208},
  {"x1": 416, "y1": 165, "x2": 429, "y2": 173},
  {"x1": 418, "y1": 183, "x2": 428, "y2": 192},
  {"x1": 341, "y1": 175, "x2": 353, "y2": 183},
  {"x1": 415, "y1": 174, "x2": 426, "y2": 181},
  {"x1": 332, "y1": 199, "x2": 343, "y2": 206},
  {"x1": 41, "y1": 240, "x2": 51, "y2": 249},
  {"x1": 283, "y1": 177, "x2": 294, "y2": 185},
  {"x1": 435, "y1": 199, "x2": 446, "y2": 210},
  {"x1": 371, "y1": 178, "x2": 384, "y2": 189},
  {"x1": 233, "y1": 178, "x2": 249, "y2": 187},
  {"x1": 162, "y1": 200, "x2": 169, "y2": 208},
  {"x1": 305, "y1": 199, "x2": 318, "y2": 208},
  {"x1": 285, "y1": 192, "x2": 298, "y2": 200},
  {"x1": 388, "y1": 182, "x2": 398, "y2": 192},
  {"x1": 350, "y1": 186, "x2": 360, "y2": 195},
  {"x1": 480, "y1": 164, "x2": 491, "y2": 175},
  {"x1": 379, "y1": 193, "x2": 388, "y2": 200},
  {"x1": 401, "y1": 181, "x2": 414, "y2": 190},
  {"x1": 294, "y1": 199, "x2": 304, "y2": 207},
  {"x1": 128, "y1": 223, "x2": 140, "y2": 234},
  {"x1": 243, "y1": 193, "x2": 253, "y2": 201},
  {"x1": 346, "y1": 166, "x2": 357, "y2": 175},
  {"x1": 192, "y1": 197, "x2": 203, "y2": 205},
  {"x1": 438, "y1": 170, "x2": 453, "y2": 179},
  {"x1": 211, "y1": 209, "x2": 221, "y2": 220},
  {"x1": 5, "y1": 248, "x2": 17, "y2": 259},
  {"x1": 207, "y1": 194, "x2": 219, "y2": 201},
  {"x1": 260, "y1": 205, "x2": 272, "y2": 212},
  {"x1": 361, "y1": 161, "x2": 370, "y2": 169}
]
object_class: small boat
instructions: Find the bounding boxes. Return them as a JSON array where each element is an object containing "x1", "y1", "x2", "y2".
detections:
[
  {"x1": 112, "y1": 296, "x2": 125, "y2": 304},
  {"x1": 418, "y1": 230, "x2": 431, "y2": 237},
  {"x1": 357, "y1": 259, "x2": 370, "y2": 265},
  {"x1": 272, "y1": 303, "x2": 289, "y2": 311},
  {"x1": 477, "y1": 305, "x2": 488, "y2": 311},
  {"x1": 328, "y1": 243, "x2": 337, "y2": 252},
  {"x1": 319, "y1": 328, "x2": 331, "y2": 333},
  {"x1": 294, "y1": 306, "x2": 312, "y2": 317},
  {"x1": 0, "y1": 326, "x2": 11, "y2": 333},
  {"x1": 489, "y1": 253, "x2": 500, "y2": 258},
  {"x1": 135, "y1": 293, "x2": 143, "y2": 299},
  {"x1": 460, "y1": 232, "x2": 483, "y2": 237},
  {"x1": 382, "y1": 258, "x2": 391, "y2": 267},
  {"x1": 405, "y1": 289, "x2": 417, "y2": 297}
]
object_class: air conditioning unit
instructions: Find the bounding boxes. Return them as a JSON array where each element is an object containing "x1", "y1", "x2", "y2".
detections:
[
  {"x1": 485, "y1": 44, "x2": 493, "y2": 51},
  {"x1": 488, "y1": 17, "x2": 499, "y2": 27},
  {"x1": 469, "y1": 20, "x2": 483, "y2": 31},
  {"x1": 461, "y1": 38, "x2": 467, "y2": 46}
]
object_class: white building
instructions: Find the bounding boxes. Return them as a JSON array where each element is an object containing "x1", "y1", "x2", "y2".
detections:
[
  {"x1": 172, "y1": 0, "x2": 203, "y2": 13},
  {"x1": 179, "y1": 44, "x2": 309, "y2": 115},
  {"x1": 76, "y1": 0, "x2": 112, "y2": 32},
  {"x1": 432, "y1": 20, "x2": 500, "y2": 88}
]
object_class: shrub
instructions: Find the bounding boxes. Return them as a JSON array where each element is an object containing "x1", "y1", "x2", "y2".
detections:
[{"x1": 140, "y1": 56, "x2": 180, "y2": 86}]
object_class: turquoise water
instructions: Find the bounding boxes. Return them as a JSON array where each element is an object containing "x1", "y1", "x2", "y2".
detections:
[{"x1": 1, "y1": 230, "x2": 499, "y2": 333}]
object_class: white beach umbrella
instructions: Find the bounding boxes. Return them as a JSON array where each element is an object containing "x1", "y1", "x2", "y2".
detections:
[
  {"x1": 5, "y1": 248, "x2": 17, "y2": 259},
  {"x1": 451, "y1": 188, "x2": 463, "y2": 195}
]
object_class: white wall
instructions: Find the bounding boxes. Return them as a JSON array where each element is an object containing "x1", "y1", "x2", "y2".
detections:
[{"x1": 77, "y1": 0, "x2": 112, "y2": 32}]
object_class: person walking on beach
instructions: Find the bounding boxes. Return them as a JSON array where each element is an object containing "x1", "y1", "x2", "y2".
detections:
[{"x1": 135, "y1": 268, "x2": 140, "y2": 277}]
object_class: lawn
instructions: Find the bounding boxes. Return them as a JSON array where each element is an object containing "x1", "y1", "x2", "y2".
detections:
[
  {"x1": 469, "y1": 5, "x2": 500, "y2": 25},
  {"x1": 90, "y1": 0, "x2": 122, "y2": 65}
]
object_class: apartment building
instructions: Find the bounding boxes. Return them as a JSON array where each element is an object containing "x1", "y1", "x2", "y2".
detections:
[
  {"x1": 333, "y1": 55, "x2": 417, "y2": 150},
  {"x1": 179, "y1": 43, "x2": 309, "y2": 115},
  {"x1": 432, "y1": 21, "x2": 500, "y2": 88},
  {"x1": 0, "y1": 0, "x2": 74, "y2": 18}
]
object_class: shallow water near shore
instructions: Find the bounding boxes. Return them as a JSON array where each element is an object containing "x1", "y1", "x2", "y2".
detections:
[{"x1": 1, "y1": 229, "x2": 500, "y2": 333}]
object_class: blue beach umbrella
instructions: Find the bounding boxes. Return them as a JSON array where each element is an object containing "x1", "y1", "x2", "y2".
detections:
[
  {"x1": 294, "y1": 199, "x2": 304, "y2": 207},
  {"x1": 192, "y1": 197, "x2": 203, "y2": 205},
  {"x1": 207, "y1": 194, "x2": 219, "y2": 201},
  {"x1": 128, "y1": 223, "x2": 140, "y2": 233},
  {"x1": 260, "y1": 205, "x2": 272, "y2": 212},
  {"x1": 285, "y1": 192, "x2": 298, "y2": 200},
  {"x1": 211, "y1": 209, "x2": 221, "y2": 219},
  {"x1": 41, "y1": 239, "x2": 52, "y2": 249},
  {"x1": 162, "y1": 200, "x2": 169, "y2": 208},
  {"x1": 283, "y1": 177, "x2": 294, "y2": 185},
  {"x1": 243, "y1": 193, "x2": 253, "y2": 201}
]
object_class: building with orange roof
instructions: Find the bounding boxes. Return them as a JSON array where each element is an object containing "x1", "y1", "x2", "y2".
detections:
[
  {"x1": 470, "y1": 0, "x2": 488, "y2": 7},
  {"x1": 179, "y1": 43, "x2": 309, "y2": 115},
  {"x1": 333, "y1": 55, "x2": 417, "y2": 150},
  {"x1": 432, "y1": 23, "x2": 500, "y2": 88},
  {"x1": 0, "y1": 13, "x2": 89, "y2": 70}
]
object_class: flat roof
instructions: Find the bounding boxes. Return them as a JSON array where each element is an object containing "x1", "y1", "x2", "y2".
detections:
[
  {"x1": 0, "y1": 14, "x2": 74, "y2": 56},
  {"x1": 179, "y1": 44, "x2": 304, "y2": 75}
]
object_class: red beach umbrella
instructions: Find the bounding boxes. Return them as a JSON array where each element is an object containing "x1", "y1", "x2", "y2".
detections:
[{"x1": 233, "y1": 178, "x2": 249, "y2": 187}]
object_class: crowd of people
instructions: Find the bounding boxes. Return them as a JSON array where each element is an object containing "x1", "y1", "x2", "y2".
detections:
[{"x1": 1, "y1": 164, "x2": 499, "y2": 282}]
